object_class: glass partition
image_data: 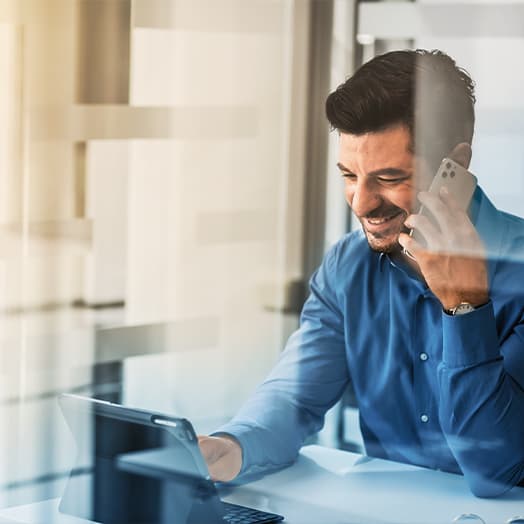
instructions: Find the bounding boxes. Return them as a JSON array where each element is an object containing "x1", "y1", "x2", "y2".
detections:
[{"x1": 0, "y1": 0, "x2": 311, "y2": 510}]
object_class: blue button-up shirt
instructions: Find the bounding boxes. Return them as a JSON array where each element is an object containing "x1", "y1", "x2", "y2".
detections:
[{"x1": 217, "y1": 188, "x2": 524, "y2": 497}]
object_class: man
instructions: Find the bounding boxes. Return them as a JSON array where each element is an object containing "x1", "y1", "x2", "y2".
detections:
[{"x1": 199, "y1": 49, "x2": 524, "y2": 497}]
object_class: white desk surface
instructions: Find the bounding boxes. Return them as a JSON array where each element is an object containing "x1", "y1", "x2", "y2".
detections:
[{"x1": 1, "y1": 445, "x2": 523, "y2": 524}]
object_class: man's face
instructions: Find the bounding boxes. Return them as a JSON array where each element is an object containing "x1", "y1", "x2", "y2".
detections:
[{"x1": 338, "y1": 125, "x2": 417, "y2": 253}]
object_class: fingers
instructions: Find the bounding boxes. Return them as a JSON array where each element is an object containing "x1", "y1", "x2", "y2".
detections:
[
  {"x1": 404, "y1": 213, "x2": 442, "y2": 252},
  {"x1": 198, "y1": 435, "x2": 217, "y2": 463},
  {"x1": 208, "y1": 452, "x2": 238, "y2": 482},
  {"x1": 407, "y1": 189, "x2": 483, "y2": 257},
  {"x1": 398, "y1": 232, "x2": 423, "y2": 260},
  {"x1": 417, "y1": 189, "x2": 464, "y2": 239},
  {"x1": 438, "y1": 186, "x2": 462, "y2": 213},
  {"x1": 197, "y1": 435, "x2": 242, "y2": 482}
]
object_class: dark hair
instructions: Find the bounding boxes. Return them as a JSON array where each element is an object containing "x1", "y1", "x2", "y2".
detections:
[{"x1": 325, "y1": 49, "x2": 476, "y2": 170}]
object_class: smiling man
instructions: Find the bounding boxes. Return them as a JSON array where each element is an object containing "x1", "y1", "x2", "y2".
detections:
[
  {"x1": 337, "y1": 126, "x2": 414, "y2": 253},
  {"x1": 199, "y1": 49, "x2": 524, "y2": 497}
]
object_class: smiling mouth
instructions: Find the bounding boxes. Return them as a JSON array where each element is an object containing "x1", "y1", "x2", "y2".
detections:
[{"x1": 365, "y1": 211, "x2": 404, "y2": 226}]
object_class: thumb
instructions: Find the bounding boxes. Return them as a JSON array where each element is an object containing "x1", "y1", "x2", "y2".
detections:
[{"x1": 198, "y1": 435, "x2": 219, "y2": 464}]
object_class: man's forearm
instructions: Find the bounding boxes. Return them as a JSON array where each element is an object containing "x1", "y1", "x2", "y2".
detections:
[{"x1": 213, "y1": 386, "x2": 325, "y2": 478}]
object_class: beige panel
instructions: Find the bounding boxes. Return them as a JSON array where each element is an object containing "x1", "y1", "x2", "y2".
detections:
[
  {"x1": 83, "y1": 141, "x2": 128, "y2": 304},
  {"x1": 0, "y1": 219, "x2": 91, "y2": 259},
  {"x1": 125, "y1": 141, "x2": 175, "y2": 324},
  {"x1": 130, "y1": 29, "x2": 284, "y2": 106},
  {"x1": 76, "y1": 0, "x2": 131, "y2": 104},
  {"x1": 30, "y1": 105, "x2": 258, "y2": 140},
  {"x1": 278, "y1": 0, "x2": 310, "y2": 280},
  {"x1": 1, "y1": 255, "x2": 85, "y2": 310},
  {"x1": 23, "y1": 0, "x2": 77, "y2": 106},
  {"x1": 0, "y1": 1, "x2": 24, "y2": 24},
  {"x1": 26, "y1": 141, "x2": 77, "y2": 221},
  {"x1": 196, "y1": 209, "x2": 274, "y2": 244},
  {"x1": 0, "y1": 24, "x2": 22, "y2": 225},
  {"x1": 73, "y1": 142, "x2": 86, "y2": 218},
  {"x1": 3, "y1": 219, "x2": 90, "y2": 240},
  {"x1": 133, "y1": 0, "x2": 284, "y2": 33}
]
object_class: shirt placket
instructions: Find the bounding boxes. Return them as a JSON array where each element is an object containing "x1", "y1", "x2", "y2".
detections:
[{"x1": 412, "y1": 290, "x2": 440, "y2": 468}]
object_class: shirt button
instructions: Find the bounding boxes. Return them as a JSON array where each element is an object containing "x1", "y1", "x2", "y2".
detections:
[
  {"x1": 419, "y1": 352, "x2": 428, "y2": 361},
  {"x1": 420, "y1": 414, "x2": 429, "y2": 423}
]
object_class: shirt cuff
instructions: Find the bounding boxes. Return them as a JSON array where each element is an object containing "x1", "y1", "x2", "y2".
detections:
[
  {"x1": 210, "y1": 423, "x2": 267, "y2": 478},
  {"x1": 442, "y1": 300, "x2": 500, "y2": 368}
]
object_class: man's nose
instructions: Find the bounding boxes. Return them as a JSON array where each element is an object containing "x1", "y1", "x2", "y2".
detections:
[{"x1": 349, "y1": 180, "x2": 381, "y2": 217}]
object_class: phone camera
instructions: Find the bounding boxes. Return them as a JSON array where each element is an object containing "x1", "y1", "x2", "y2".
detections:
[
  {"x1": 446, "y1": 162, "x2": 452, "y2": 169},
  {"x1": 450, "y1": 171, "x2": 456, "y2": 178},
  {"x1": 442, "y1": 171, "x2": 448, "y2": 178}
]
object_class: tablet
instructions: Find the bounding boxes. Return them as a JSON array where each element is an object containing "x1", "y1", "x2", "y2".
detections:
[{"x1": 58, "y1": 394, "x2": 284, "y2": 524}]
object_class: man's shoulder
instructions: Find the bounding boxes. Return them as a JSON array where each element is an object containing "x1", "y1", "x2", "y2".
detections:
[
  {"x1": 476, "y1": 189, "x2": 524, "y2": 261},
  {"x1": 481, "y1": 201, "x2": 524, "y2": 294},
  {"x1": 498, "y1": 209, "x2": 524, "y2": 234},
  {"x1": 494, "y1": 208, "x2": 524, "y2": 256}
]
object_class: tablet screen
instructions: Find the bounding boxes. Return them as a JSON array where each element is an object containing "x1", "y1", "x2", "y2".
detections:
[{"x1": 58, "y1": 395, "x2": 223, "y2": 524}]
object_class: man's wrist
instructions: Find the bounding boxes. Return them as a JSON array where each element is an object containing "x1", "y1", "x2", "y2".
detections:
[
  {"x1": 442, "y1": 293, "x2": 489, "y2": 313},
  {"x1": 441, "y1": 300, "x2": 498, "y2": 367},
  {"x1": 444, "y1": 299, "x2": 490, "y2": 316}
]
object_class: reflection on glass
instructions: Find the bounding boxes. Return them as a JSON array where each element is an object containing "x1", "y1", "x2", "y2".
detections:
[
  {"x1": 59, "y1": 394, "x2": 223, "y2": 524},
  {"x1": 58, "y1": 394, "x2": 284, "y2": 524},
  {"x1": 452, "y1": 514, "x2": 486, "y2": 523}
]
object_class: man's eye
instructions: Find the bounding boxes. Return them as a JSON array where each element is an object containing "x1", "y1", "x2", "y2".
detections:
[
  {"x1": 341, "y1": 173, "x2": 357, "y2": 180},
  {"x1": 378, "y1": 177, "x2": 408, "y2": 184}
]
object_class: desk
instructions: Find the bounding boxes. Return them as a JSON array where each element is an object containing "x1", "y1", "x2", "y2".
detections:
[{"x1": 1, "y1": 445, "x2": 523, "y2": 524}]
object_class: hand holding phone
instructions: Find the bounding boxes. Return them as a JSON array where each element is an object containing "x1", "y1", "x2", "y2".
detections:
[
  {"x1": 398, "y1": 155, "x2": 488, "y2": 311},
  {"x1": 404, "y1": 157, "x2": 477, "y2": 259}
]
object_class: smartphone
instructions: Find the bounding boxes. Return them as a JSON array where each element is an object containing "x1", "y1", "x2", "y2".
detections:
[{"x1": 404, "y1": 157, "x2": 477, "y2": 258}]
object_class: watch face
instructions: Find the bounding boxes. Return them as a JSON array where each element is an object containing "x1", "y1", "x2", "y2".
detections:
[{"x1": 453, "y1": 303, "x2": 475, "y2": 315}]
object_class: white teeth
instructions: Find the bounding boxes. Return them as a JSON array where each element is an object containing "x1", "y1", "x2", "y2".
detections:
[{"x1": 368, "y1": 216, "x2": 393, "y2": 225}]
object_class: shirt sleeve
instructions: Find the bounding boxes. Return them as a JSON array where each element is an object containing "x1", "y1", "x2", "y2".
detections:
[
  {"x1": 438, "y1": 300, "x2": 524, "y2": 497},
  {"x1": 213, "y1": 242, "x2": 350, "y2": 479}
]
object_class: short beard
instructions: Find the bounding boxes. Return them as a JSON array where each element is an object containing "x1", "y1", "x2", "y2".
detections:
[
  {"x1": 360, "y1": 211, "x2": 409, "y2": 254},
  {"x1": 365, "y1": 233, "x2": 401, "y2": 254}
]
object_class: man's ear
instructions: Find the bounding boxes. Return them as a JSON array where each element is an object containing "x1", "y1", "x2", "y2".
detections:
[{"x1": 449, "y1": 142, "x2": 472, "y2": 169}]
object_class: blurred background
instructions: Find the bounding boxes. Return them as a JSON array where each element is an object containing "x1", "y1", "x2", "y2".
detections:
[{"x1": 0, "y1": 0, "x2": 523, "y2": 510}]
